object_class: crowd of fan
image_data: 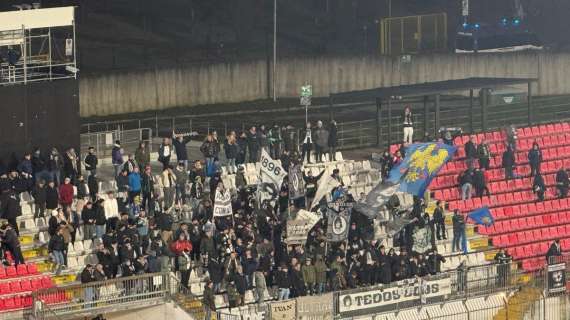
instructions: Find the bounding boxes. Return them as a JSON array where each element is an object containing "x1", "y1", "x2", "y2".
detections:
[{"x1": 0, "y1": 116, "x2": 456, "y2": 317}]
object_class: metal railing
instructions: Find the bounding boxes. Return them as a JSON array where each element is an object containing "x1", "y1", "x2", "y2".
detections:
[
  {"x1": 80, "y1": 127, "x2": 153, "y2": 159},
  {"x1": 32, "y1": 272, "x2": 170, "y2": 319}
]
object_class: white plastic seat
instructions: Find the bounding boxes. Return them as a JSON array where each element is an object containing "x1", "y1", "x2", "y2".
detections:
[
  {"x1": 67, "y1": 242, "x2": 75, "y2": 255},
  {"x1": 74, "y1": 241, "x2": 84, "y2": 253},
  {"x1": 83, "y1": 239, "x2": 93, "y2": 251}
]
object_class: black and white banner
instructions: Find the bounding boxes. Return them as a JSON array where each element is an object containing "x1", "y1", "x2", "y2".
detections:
[
  {"x1": 337, "y1": 277, "x2": 451, "y2": 317},
  {"x1": 326, "y1": 208, "x2": 350, "y2": 242},
  {"x1": 289, "y1": 164, "x2": 306, "y2": 199},
  {"x1": 258, "y1": 149, "x2": 286, "y2": 206},
  {"x1": 260, "y1": 149, "x2": 287, "y2": 187},
  {"x1": 286, "y1": 210, "x2": 321, "y2": 245},
  {"x1": 213, "y1": 189, "x2": 233, "y2": 217},
  {"x1": 547, "y1": 263, "x2": 567, "y2": 295}
]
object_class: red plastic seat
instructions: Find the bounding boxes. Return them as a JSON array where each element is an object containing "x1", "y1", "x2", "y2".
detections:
[
  {"x1": 41, "y1": 277, "x2": 53, "y2": 288},
  {"x1": 0, "y1": 268, "x2": 6, "y2": 280},
  {"x1": 5, "y1": 266, "x2": 17, "y2": 278},
  {"x1": 26, "y1": 263, "x2": 38, "y2": 275},
  {"x1": 0, "y1": 282, "x2": 11, "y2": 294},
  {"x1": 30, "y1": 278, "x2": 42, "y2": 290},
  {"x1": 16, "y1": 264, "x2": 28, "y2": 277},
  {"x1": 4, "y1": 297, "x2": 15, "y2": 310},
  {"x1": 10, "y1": 281, "x2": 22, "y2": 293},
  {"x1": 20, "y1": 279, "x2": 32, "y2": 292}
]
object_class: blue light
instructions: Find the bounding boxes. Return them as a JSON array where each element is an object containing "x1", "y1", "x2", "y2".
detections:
[
  {"x1": 501, "y1": 18, "x2": 508, "y2": 25},
  {"x1": 513, "y1": 18, "x2": 521, "y2": 26},
  {"x1": 462, "y1": 22, "x2": 469, "y2": 29},
  {"x1": 474, "y1": 23, "x2": 480, "y2": 29}
]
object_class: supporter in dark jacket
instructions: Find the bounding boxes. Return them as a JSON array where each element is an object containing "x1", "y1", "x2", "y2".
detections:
[
  {"x1": 464, "y1": 136, "x2": 477, "y2": 166},
  {"x1": 532, "y1": 172, "x2": 546, "y2": 202},
  {"x1": 477, "y1": 141, "x2": 491, "y2": 170},
  {"x1": 328, "y1": 120, "x2": 338, "y2": 161},
  {"x1": 459, "y1": 168, "x2": 473, "y2": 201},
  {"x1": 84, "y1": 147, "x2": 98, "y2": 177},
  {"x1": 80, "y1": 265, "x2": 96, "y2": 284},
  {"x1": 276, "y1": 265, "x2": 291, "y2": 300},
  {"x1": 528, "y1": 142, "x2": 543, "y2": 177},
  {"x1": 45, "y1": 181, "x2": 59, "y2": 210},
  {"x1": 31, "y1": 180, "x2": 47, "y2": 218},
  {"x1": 472, "y1": 168, "x2": 490, "y2": 198},
  {"x1": 303, "y1": 169, "x2": 325, "y2": 206},
  {"x1": 236, "y1": 132, "x2": 248, "y2": 165},
  {"x1": 1, "y1": 190, "x2": 21, "y2": 235},
  {"x1": 0, "y1": 224, "x2": 24, "y2": 265},
  {"x1": 87, "y1": 174, "x2": 98, "y2": 202},
  {"x1": 556, "y1": 168, "x2": 570, "y2": 198},
  {"x1": 502, "y1": 145, "x2": 516, "y2": 180},
  {"x1": 546, "y1": 239, "x2": 562, "y2": 263}
]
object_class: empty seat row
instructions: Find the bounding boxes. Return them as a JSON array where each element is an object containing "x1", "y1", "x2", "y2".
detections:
[
  {"x1": 492, "y1": 225, "x2": 570, "y2": 247},
  {"x1": 0, "y1": 264, "x2": 38, "y2": 279},
  {"x1": 0, "y1": 276, "x2": 53, "y2": 295},
  {"x1": 0, "y1": 294, "x2": 33, "y2": 311},
  {"x1": 448, "y1": 190, "x2": 541, "y2": 212},
  {"x1": 490, "y1": 198, "x2": 570, "y2": 220},
  {"x1": 480, "y1": 211, "x2": 570, "y2": 235}
]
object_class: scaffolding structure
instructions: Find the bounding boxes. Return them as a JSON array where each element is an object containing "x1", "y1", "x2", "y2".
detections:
[{"x1": 0, "y1": 6, "x2": 77, "y2": 85}]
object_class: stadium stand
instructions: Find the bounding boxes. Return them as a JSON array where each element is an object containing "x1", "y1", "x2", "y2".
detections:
[{"x1": 428, "y1": 122, "x2": 570, "y2": 272}]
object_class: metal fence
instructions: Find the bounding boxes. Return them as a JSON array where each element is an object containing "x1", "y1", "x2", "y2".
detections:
[
  {"x1": 380, "y1": 13, "x2": 448, "y2": 55},
  {"x1": 80, "y1": 127, "x2": 153, "y2": 159},
  {"x1": 32, "y1": 272, "x2": 170, "y2": 319}
]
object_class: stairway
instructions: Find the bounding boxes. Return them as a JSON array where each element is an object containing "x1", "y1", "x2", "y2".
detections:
[
  {"x1": 173, "y1": 293, "x2": 209, "y2": 320},
  {"x1": 493, "y1": 287, "x2": 542, "y2": 320}
]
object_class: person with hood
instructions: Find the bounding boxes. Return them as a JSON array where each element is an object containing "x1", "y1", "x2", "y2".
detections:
[
  {"x1": 112, "y1": 141, "x2": 124, "y2": 177},
  {"x1": 45, "y1": 180, "x2": 59, "y2": 211},
  {"x1": 533, "y1": 172, "x2": 546, "y2": 202},
  {"x1": 82, "y1": 201, "x2": 96, "y2": 240},
  {"x1": 135, "y1": 141, "x2": 151, "y2": 171},
  {"x1": 17, "y1": 153, "x2": 33, "y2": 183},
  {"x1": 314, "y1": 120, "x2": 329, "y2": 163},
  {"x1": 158, "y1": 137, "x2": 173, "y2": 170},
  {"x1": 528, "y1": 142, "x2": 543, "y2": 177},
  {"x1": 84, "y1": 147, "x2": 98, "y2": 177},
  {"x1": 31, "y1": 148, "x2": 47, "y2": 181},
  {"x1": 123, "y1": 154, "x2": 138, "y2": 174},
  {"x1": 1, "y1": 190, "x2": 21, "y2": 235},
  {"x1": 301, "y1": 122, "x2": 313, "y2": 164},
  {"x1": 502, "y1": 144, "x2": 516, "y2": 180},
  {"x1": 556, "y1": 167, "x2": 570, "y2": 199},
  {"x1": 302, "y1": 257, "x2": 316, "y2": 295},
  {"x1": 224, "y1": 132, "x2": 239, "y2": 174},
  {"x1": 31, "y1": 179, "x2": 47, "y2": 218},
  {"x1": 329, "y1": 120, "x2": 338, "y2": 161}
]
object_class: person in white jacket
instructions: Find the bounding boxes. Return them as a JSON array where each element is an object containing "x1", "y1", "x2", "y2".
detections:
[{"x1": 103, "y1": 191, "x2": 119, "y2": 231}]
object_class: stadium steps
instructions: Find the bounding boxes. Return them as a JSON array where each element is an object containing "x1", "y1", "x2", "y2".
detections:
[
  {"x1": 425, "y1": 122, "x2": 570, "y2": 272},
  {"x1": 493, "y1": 287, "x2": 542, "y2": 320}
]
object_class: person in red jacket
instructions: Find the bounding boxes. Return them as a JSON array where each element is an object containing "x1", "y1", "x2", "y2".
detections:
[
  {"x1": 171, "y1": 232, "x2": 193, "y2": 256},
  {"x1": 58, "y1": 177, "x2": 74, "y2": 210}
]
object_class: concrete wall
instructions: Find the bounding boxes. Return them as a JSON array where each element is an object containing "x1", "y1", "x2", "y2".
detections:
[{"x1": 79, "y1": 52, "x2": 570, "y2": 117}]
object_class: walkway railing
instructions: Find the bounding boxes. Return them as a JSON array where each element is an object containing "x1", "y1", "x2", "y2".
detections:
[{"x1": 32, "y1": 272, "x2": 170, "y2": 319}]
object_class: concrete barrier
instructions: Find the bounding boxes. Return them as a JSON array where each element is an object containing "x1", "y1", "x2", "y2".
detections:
[{"x1": 80, "y1": 52, "x2": 570, "y2": 117}]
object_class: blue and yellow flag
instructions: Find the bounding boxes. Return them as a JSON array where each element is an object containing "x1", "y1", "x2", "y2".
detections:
[
  {"x1": 468, "y1": 206, "x2": 495, "y2": 226},
  {"x1": 388, "y1": 142, "x2": 456, "y2": 197}
]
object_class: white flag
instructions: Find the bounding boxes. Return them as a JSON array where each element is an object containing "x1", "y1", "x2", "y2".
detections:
[
  {"x1": 310, "y1": 169, "x2": 340, "y2": 209},
  {"x1": 213, "y1": 189, "x2": 232, "y2": 217}
]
